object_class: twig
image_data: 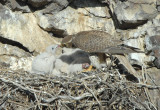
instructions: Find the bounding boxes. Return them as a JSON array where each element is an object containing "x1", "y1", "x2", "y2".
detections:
[
  {"x1": 0, "y1": 78, "x2": 53, "y2": 97},
  {"x1": 134, "y1": 83, "x2": 160, "y2": 89},
  {"x1": 43, "y1": 92, "x2": 92, "y2": 103},
  {"x1": 82, "y1": 81, "x2": 102, "y2": 109},
  {"x1": 60, "y1": 101, "x2": 72, "y2": 110},
  {"x1": 7, "y1": 99, "x2": 30, "y2": 108},
  {"x1": 141, "y1": 65, "x2": 152, "y2": 104},
  {"x1": 34, "y1": 92, "x2": 41, "y2": 110},
  {"x1": 108, "y1": 88, "x2": 119, "y2": 106}
]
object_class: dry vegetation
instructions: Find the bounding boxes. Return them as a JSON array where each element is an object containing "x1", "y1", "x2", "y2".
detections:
[{"x1": 0, "y1": 64, "x2": 160, "y2": 110}]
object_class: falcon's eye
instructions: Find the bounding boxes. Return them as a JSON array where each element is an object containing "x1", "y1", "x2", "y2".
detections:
[{"x1": 52, "y1": 47, "x2": 54, "y2": 50}]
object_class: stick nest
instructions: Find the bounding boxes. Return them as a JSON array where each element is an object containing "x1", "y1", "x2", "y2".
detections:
[{"x1": 0, "y1": 67, "x2": 158, "y2": 110}]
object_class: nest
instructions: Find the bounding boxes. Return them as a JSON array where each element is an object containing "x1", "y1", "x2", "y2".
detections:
[{"x1": 0, "y1": 66, "x2": 159, "y2": 110}]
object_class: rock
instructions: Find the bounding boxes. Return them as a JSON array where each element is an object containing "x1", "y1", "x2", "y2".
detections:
[
  {"x1": 72, "y1": 0, "x2": 110, "y2": 18},
  {"x1": 144, "y1": 67, "x2": 160, "y2": 105},
  {"x1": 27, "y1": 0, "x2": 52, "y2": 8},
  {"x1": 145, "y1": 36, "x2": 160, "y2": 51},
  {"x1": 128, "y1": 53, "x2": 155, "y2": 66},
  {"x1": 40, "y1": 0, "x2": 73, "y2": 14},
  {"x1": 127, "y1": 0, "x2": 156, "y2": 4},
  {"x1": 0, "y1": 55, "x2": 33, "y2": 71},
  {"x1": 157, "y1": 0, "x2": 160, "y2": 5},
  {"x1": 52, "y1": 0, "x2": 73, "y2": 7},
  {"x1": 98, "y1": 0, "x2": 110, "y2": 4},
  {"x1": 124, "y1": 38, "x2": 144, "y2": 50},
  {"x1": 157, "y1": 6, "x2": 160, "y2": 12},
  {"x1": 0, "y1": 0, "x2": 31, "y2": 12},
  {"x1": 145, "y1": 35, "x2": 160, "y2": 68},
  {"x1": 28, "y1": 0, "x2": 72, "y2": 8},
  {"x1": 0, "y1": 4, "x2": 58, "y2": 53},
  {"x1": 117, "y1": 14, "x2": 160, "y2": 40},
  {"x1": 114, "y1": 1, "x2": 158, "y2": 29},
  {"x1": 145, "y1": 16, "x2": 160, "y2": 36},
  {"x1": 17, "y1": 0, "x2": 27, "y2": 2},
  {"x1": 153, "y1": 46, "x2": 160, "y2": 58},
  {"x1": 152, "y1": 46, "x2": 160, "y2": 68},
  {"x1": 35, "y1": 0, "x2": 114, "y2": 36},
  {"x1": 0, "y1": 43, "x2": 31, "y2": 57},
  {"x1": 10, "y1": 56, "x2": 33, "y2": 71},
  {"x1": 123, "y1": 38, "x2": 155, "y2": 66},
  {"x1": 157, "y1": 0, "x2": 160, "y2": 11},
  {"x1": 154, "y1": 57, "x2": 160, "y2": 69},
  {"x1": 40, "y1": 3, "x2": 64, "y2": 14}
]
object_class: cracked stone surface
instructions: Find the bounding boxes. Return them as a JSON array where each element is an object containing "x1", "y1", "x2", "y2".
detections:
[
  {"x1": 0, "y1": 0, "x2": 160, "y2": 76},
  {"x1": 35, "y1": 0, "x2": 113, "y2": 36}
]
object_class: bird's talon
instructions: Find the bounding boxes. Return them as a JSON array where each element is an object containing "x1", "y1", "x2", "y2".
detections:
[{"x1": 83, "y1": 65, "x2": 93, "y2": 72}]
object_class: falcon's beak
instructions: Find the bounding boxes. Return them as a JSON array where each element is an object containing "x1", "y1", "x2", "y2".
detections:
[{"x1": 60, "y1": 44, "x2": 65, "y2": 47}]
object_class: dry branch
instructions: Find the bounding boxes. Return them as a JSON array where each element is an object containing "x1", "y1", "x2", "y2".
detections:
[{"x1": 0, "y1": 66, "x2": 159, "y2": 110}]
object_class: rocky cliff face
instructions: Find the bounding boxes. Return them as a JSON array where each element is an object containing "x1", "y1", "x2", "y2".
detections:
[{"x1": 0, "y1": 0, "x2": 160, "y2": 70}]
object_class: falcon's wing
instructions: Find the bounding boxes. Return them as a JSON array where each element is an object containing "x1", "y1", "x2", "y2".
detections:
[
  {"x1": 62, "y1": 35, "x2": 72, "y2": 44},
  {"x1": 72, "y1": 31, "x2": 122, "y2": 52}
]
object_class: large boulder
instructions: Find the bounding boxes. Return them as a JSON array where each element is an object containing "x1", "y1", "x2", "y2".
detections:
[
  {"x1": 145, "y1": 35, "x2": 160, "y2": 68},
  {"x1": 35, "y1": 0, "x2": 114, "y2": 36},
  {"x1": 0, "y1": 4, "x2": 58, "y2": 53},
  {"x1": 0, "y1": 42, "x2": 31, "y2": 57},
  {"x1": 0, "y1": 0, "x2": 31, "y2": 12},
  {"x1": 114, "y1": 0, "x2": 158, "y2": 29}
]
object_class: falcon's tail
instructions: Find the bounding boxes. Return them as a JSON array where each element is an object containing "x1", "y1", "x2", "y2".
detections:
[{"x1": 98, "y1": 46, "x2": 144, "y2": 54}]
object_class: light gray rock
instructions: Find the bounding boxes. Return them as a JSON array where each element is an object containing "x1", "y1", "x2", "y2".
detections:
[
  {"x1": 52, "y1": 0, "x2": 73, "y2": 7},
  {"x1": 127, "y1": 0, "x2": 156, "y2": 4},
  {"x1": 40, "y1": 2, "x2": 64, "y2": 14},
  {"x1": 0, "y1": 55, "x2": 33, "y2": 71},
  {"x1": 32, "y1": 45, "x2": 59, "y2": 74},
  {"x1": 123, "y1": 37, "x2": 155, "y2": 66},
  {"x1": 154, "y1": 57, "x2": 160, "y2": 69},
  {"x1": 145, "y1": 35, "x2": 160, "y2": 51},
  {"x1": 1, "y1": 0, "x2": 31, "y2": 12},
  {"x1": 35, "y1": 0, "x2": 113, "y2": 36},
  {"x1": 117, "y1": 14, "x2": 160, "y2": 40},
  {"x1": 0, "y1": 4, "x2": 58, "y2": 53},
  {"x1": 40, "y1": 0, "x2": 73, "y2": 15},
  {"x1": 72, "y1": 0, "x2": 110, "y2": 18},
  {"x1": 157, "y1": 0, "x2": 160, "y2": 11},
  {"x1": 114, "y1": 1, "x2": 158, "y2": 29},
  {"x1": 0, "y1": 42, "x2": 31, "y2": 57},
  {"x1": 115, "y1": 14, "x2": 160, "y2": 67},
  {"x1": 145, "y1": 35, "x2": 160, "y2": 68},
  {"x1": 157, "y1": 0, "x2": 160, "y2": 5}
]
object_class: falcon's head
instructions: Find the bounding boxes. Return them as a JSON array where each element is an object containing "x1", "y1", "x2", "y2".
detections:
[{"x1": 46, "y1": 44, "x2": 60, "y2": 54}]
